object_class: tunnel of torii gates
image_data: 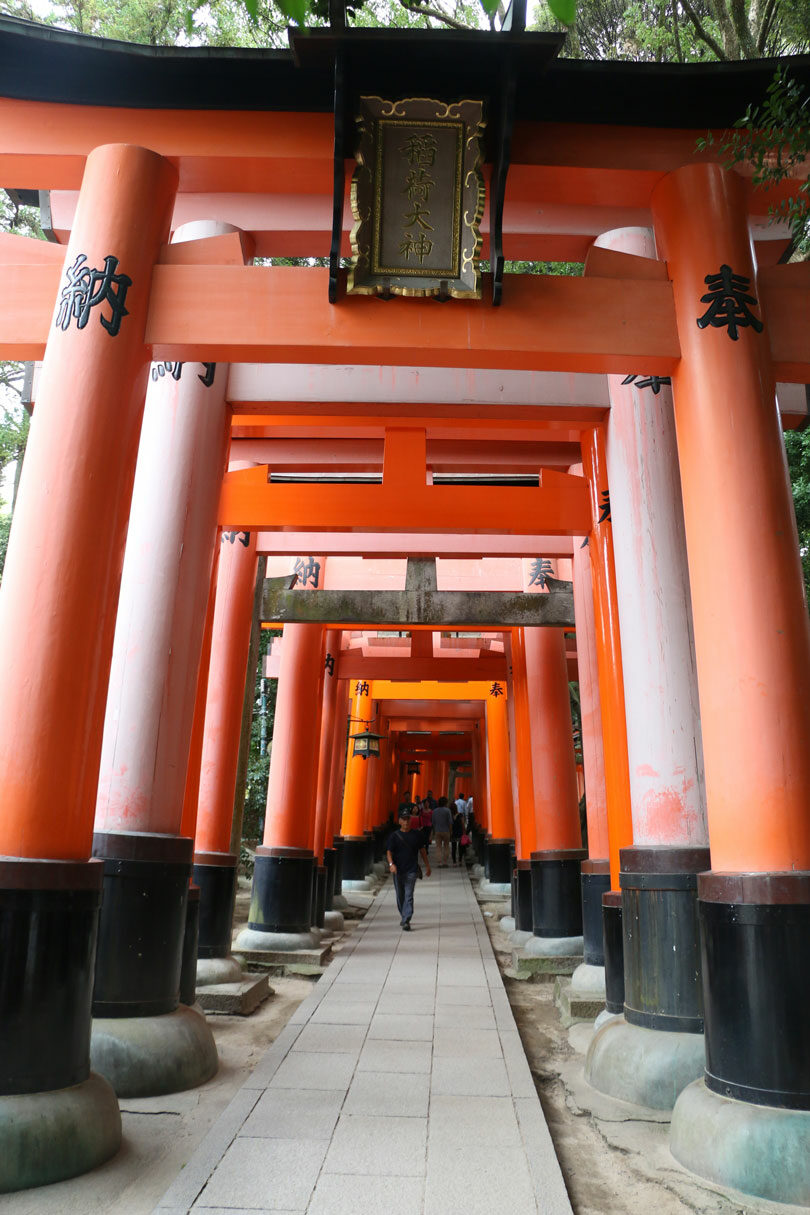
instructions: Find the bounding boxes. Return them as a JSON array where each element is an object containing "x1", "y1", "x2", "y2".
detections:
[{"x1": 2, "y1": 15, "x2": 810, "y2": 1207}]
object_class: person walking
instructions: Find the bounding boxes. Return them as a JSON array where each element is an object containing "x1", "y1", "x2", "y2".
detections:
[
  {"x1": 451, "y1": 805, "x2": 464, "y2": 866},
  {"x1": 454, "y1": 790, "x2": 468, "y2": 824},
  {"x1": 431, "y1": 795, "x2": 453, "y2": 867},
  {"x1": 386, "y1": 808, "x2": 431, "y2": 930}
]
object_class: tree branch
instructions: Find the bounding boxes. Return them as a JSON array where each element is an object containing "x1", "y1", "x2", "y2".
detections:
[
  {"x1": 676, "y1": 0, "x2": 728, "y2": 60},
  {"x1": 396, "y1": 0, "x2": 470, "y2": 28},
  {"x1": 671, "y1": 0, "x2": 684, "y2": 62}
]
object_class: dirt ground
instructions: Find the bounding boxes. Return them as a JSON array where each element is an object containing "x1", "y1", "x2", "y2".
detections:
[
  {"x1": 2, "y1": 879, "x2": 806, "y2": 1215},
  {"x1": 479, "y1": 900, "x2": 807, "y2": 1215}
]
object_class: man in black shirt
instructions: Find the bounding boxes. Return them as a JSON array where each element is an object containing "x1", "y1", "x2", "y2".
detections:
[{"x1": 386, "y1": 809, "x2": 431, "y2": 930}]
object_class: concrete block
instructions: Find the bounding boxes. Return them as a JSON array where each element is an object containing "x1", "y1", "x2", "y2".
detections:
[
  {"x1": 308, "y1": 1173, "x2": 424, "y2": 1215},
  {"x1": 191, "y1": 1135, "x2": 327, "y2": 1210},
  {"x1": 430, "y1": 1055, "x2": 510, "y2": 1097},
  {"x1": 343, "y1": 1071, "x2": 430, "y2": 1118},
  {"x1": 358, "y1": 1038, "x2": 432, "y2": 1075},
  {"x1": 424, "y1": 1144, "x2": 536, "y2": 1215},
  {"x1": 292, "y1": 1021, "x2": 366, "y2": 1054},
  {"x1": 196, "y1": 974, "x2": 271, "y2": 1016},
  {"x1": 554, "y1": 977, "x2": 605, "y2": 1027},
  {"x1": 196, "y1": 955, "x2": 244, "y2": 986},
  {"x1": 239, "y1": 1086, "x2": 344, "y2": 1141},
  {"x1": 509, "y1": 951, "x2": 581, "y2": 980},
  {"x1": 323, "y1": 1113, "x2": 427, "y2": 1177},
  {"x1": 233, "y1": 943, "x2": 332, "y2": 976}
]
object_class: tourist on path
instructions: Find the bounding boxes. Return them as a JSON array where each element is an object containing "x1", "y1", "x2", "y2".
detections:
[
  {"x1": 454, "y1": 790, "x2": 468, "y2": 824},
  {"x1": 432, "y1": 796, "x2": 453, "y2": 867},
  {"x1": 386, "y1": 809, "x2": 431, "y2": 930},
  {"x1": 451, "y1": 806, "x2": 465, "y2": 865}
]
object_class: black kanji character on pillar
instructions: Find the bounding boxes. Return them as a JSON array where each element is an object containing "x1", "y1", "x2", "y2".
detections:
[
  {"x1": 222, "y1": 531, "x2": 250, "y2": 547},
  {"x1": 527, "y1": 558, "x2": 554, "y2": 588},
  {"x1": 293, "y1": 556, "x2": 321, "y2": 588},
  {"x1": 597, "y1": 490, "x2": 611, "y2": 524},
  {"x1": 489, "y1": 682, "x2": 504, "y2": 698},
  {"x1": 355, "y1": 681, "x2": 370, "y2": 697},
  {"x1": 325, "y1": 652, "x2": 335, "y2": 677},
  {"x1": 696, "y1": 265, "x2": 764, "y2": 341},
  {"x1": 56, "y1": 253, "x2": 132, "y2": 336},
  {"x1": 621, "y1": 374, "x2": 672, "y2": 395},
  {"x1": 198, "y1": 363, "x2": 216, "y2": 387},
  {"x1": 151, "y1": 361, "x2": 216, "y2": 386}
]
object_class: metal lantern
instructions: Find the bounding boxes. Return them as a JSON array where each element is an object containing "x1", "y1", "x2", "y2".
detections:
[
  {"x1": 350, "y1": 729, "x2": 385, "y2": 760},
  {"x1": 406, "y1": 761, "x2": 422, "y2": 775}
]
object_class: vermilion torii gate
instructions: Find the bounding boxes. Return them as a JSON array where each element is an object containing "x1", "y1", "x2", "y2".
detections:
[{"x1": 1, "y1": 18, "x2": 810, "y2": 1205}]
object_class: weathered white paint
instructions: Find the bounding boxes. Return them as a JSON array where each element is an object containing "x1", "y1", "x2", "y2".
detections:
[
  {"x1": 598, "y1": 228, "x2": 707, "y2": 847},
  {"x1": 95, "y1": 222, "x2": 236, "y2": 836}
]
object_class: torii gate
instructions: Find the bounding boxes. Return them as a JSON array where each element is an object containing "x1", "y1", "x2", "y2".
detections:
[{"x1": 0, "y1": 18, "x2": 810, "y2": 1205}]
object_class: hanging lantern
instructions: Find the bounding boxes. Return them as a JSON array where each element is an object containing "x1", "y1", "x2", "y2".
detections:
[
  {"x1": 406, "y1": 761, "x2": 422, "y2": 775},
  {"x1": 350, "y1": 728, "x2": 385, "y2": 760}
]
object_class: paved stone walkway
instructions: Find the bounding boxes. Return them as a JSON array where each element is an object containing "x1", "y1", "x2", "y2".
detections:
[{"x1": 154, "y1": 865, "x2": 573, "y2": 1215}]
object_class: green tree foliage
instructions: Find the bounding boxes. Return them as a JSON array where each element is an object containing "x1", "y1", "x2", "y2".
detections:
[{"x1": 242, "y1": 629, "x2": 277, "y2": 841}]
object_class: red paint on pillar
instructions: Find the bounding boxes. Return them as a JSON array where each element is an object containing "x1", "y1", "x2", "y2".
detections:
[
  {"x1": 340, "y1": 683, "x2": 372, "y2": 836},
  {"x1": 582, "y1": 429, "x2": 633, "y2": 888},
  {"x1": 263, "y1": 623, "x2": 324, "y2": 851},
  {"x1": 312, "y1": 628, "x2": 342, "y2": 859},
  {"x1": 653, "y1": 163, "x2": 810, "y2": 872},
  {"x1": 524, "y1": 625, "x2": 582, "y2": 851},
  {"x1": 194, "y1": 530, "x2": 258, "y2": 854},
  {"x1": 485, "y1": 689, "x2": 515, "y2": 840},
  {"x1": 0, "y1": 144, "x2": 177, "y2": 861}
]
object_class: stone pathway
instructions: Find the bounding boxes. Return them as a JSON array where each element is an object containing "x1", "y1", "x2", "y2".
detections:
[{"x1": 154, "y1": 865, "x2": 573, "y2": 1215}]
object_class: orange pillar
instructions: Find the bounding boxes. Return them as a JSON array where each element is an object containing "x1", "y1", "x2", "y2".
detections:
[
  {"x1": 0, "y1": 143, "x2": 175, "y2": 1146},
  {"x1": 484, "y1": 684, "x2": 515, "y2": 888},
  {"x1": 571, "y1": 533, "x2": 609, "y2": 862},
  {"x1": 581, "y1": 429, "x2": 633, "y2": 890},
  {"x1": 508, "y1": 629, "x2": 539, "y2": 859},
  {"x1": 339, "y1": 680, "x2": 373, "y2": 882},
  {"x1": 194, "y1": 530, "x2": 258, "y2": 856},
  {"x1": 235, "y1": 623, "x2": 324, "y2": 947},
  {"x1": 524, "y1": 624, "x2": 582, "y2": 852},
  {"x1": 312, "y1": 628, "x2": 342, "y2": 860},
  {"x1": 653, "y1": 164, "x2": 810, "y2": 1140}
]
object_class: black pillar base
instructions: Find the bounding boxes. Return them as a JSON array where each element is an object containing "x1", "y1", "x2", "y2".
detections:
[
  {"x1": 699, "y1": 871, "x2": 810, "y2": 1110},
  {"x1": 332, "y1": 835, "x2": 345, "y2": 895},
  {"x1": 92, "y1": 831, "x2": 192, "y2": 1018},
  {"x1": 581, "y1": 860, "x2": 611, "y2": 966},
  {"x1": 248, "y1": 847, "x2": 314, "y2": 935},
  {"x1": 602, "y1": 891, "x2": 624, "y2": 1014},
  {"x1": 530, "y1": 849, "x2": 586, "y2": 937},
  {"x1": 342, "y1": 836, "x2": 370, "y2": 882},
  {"x1": 0, "y1": 858, "x2": 102, "y2": 1095},
  {"x1": 193, "y1": 852, "x2": 238, "y2": 958},
  {"x1": 487, "y1": 839, "x2": 514, "y2": 886},
  {"x1": 180, "y1": 885, "x2": 200, "y2": 1007},
  {"x1": 363, "y1": 830, "x2": 375, "y2": 873},
  {"x1": 314, "y1": 866, "x2": 327, "y2": 929},
  {"x1": 621, "y1": 845, "x2": 710, "y2": 1033},
  {"x1": 514, "y1": 860, "x2": 533, "y2": 932},
  {"x1": 322, "y1": 848, "x2": 336, "y2": 911}
]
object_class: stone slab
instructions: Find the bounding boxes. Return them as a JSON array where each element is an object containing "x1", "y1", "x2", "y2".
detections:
[
  {"x1": 509, "y1": 951, "x2": 581, "y2": 979},
  {"x1": 196, "y1": 975, "x2": 271, "y2": 1016},
  {"x1": 553, "y1": 977, "x2": 605, "y2": 1027},
  {"x1": 233, "y1": 944, "x2": 332, "y2": 975}
]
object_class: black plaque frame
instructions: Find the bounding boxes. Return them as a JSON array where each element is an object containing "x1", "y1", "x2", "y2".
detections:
[{"x1": 348, "y1": 95, "x2": 485, "y2": 299}]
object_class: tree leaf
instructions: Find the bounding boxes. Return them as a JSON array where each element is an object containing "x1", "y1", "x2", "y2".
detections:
[
  {"x1": 479, "y1": 0, "x2": 499, "y2": 16},
  {"x1": 547, "y1": 0, "x2": 576, "y2": 25},
  {"x1": 276, "y1": 0, "x2": 309, "y2": 22},
  {"x1": 243, "y1": 0, "x2": 259, "y2": 21}
]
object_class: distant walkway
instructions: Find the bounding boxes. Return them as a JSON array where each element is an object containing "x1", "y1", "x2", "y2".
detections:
[{"x1": 154, "y1": 865, "x2": 573, "y2": 1215}]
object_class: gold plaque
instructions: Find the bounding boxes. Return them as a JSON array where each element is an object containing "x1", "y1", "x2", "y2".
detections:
[{"x1": 348, "y1": 96, "x2": 485, "y2": 299}]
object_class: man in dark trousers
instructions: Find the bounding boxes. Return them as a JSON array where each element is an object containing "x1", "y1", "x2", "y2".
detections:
[{"x1": 386, "y1": 808, "x2": 431, "y2": 930}]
